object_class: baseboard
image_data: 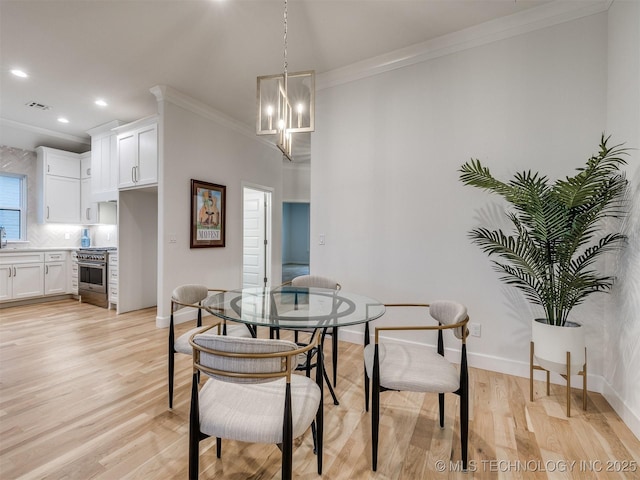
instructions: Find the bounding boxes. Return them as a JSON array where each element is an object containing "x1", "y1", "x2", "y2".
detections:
[{"x1": 601, "y1": 381, "x2": 640, "y2": 441}]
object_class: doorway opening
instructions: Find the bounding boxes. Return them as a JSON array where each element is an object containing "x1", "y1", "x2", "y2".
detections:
[
  {"x1": 282, "y1": 202, "x2": 310, "y2": 283},
  {"x1": 242, "y1": 186, "x2": 272, "y2": 288}
]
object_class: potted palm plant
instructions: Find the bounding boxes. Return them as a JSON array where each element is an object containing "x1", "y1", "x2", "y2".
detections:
[{"x1": 459, "y1": 135, "x2": 629, "y2": 378}]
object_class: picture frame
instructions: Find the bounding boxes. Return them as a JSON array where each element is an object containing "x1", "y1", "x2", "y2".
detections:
[{"x1": 190, "y1": 179, "x2": 226, "y2": 248}]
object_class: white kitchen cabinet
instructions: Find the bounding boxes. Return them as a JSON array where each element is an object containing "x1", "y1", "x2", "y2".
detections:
[
  {"x1": 80, "y1": 152, "x2": 99, "y2": 224},
  {"x1": 0, "y1": 252, "x2": 45, "y2": 302},
  {"x1": 108, "y1": 251, "x2": 118, "y2": 310},
  {"x1": 87, "y1": 120, "x2": 121, "y2": 202},
  {"x1": 70, "y1": 250, "x2": 78, "y2": 295},
  {"x1": 116, "y1": 117, "x2": 158, "y2": 190},
  {"x1": 36, "y1": 147, "x2": 82, "y2": 224},
  {"x1": 44, "y1": 251, "x2": 68, "y2": 296}
]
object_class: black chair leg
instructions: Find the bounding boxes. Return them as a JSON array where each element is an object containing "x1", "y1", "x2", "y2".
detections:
[
  {"x1": 372, "y1": 345, "x2": 380, "y2": 471},
  {"x1": 439, "y1": 393, "x2": 445, "y2": 428},
  {"x1": 168, "y1": 351, "x2": 174, "y2": 409},
  {"x1": 216, "y1": 437, "x2": 222, "y2": 458},
  {"x1": 282, "y1": 383, "x2": 293, "y2": 480},
  {"x1": 188, "y1": 374, "x2": 200, "y2": 480},
  {"x1": 460, "y1": 345, "x2": 469, "y2": 470}
]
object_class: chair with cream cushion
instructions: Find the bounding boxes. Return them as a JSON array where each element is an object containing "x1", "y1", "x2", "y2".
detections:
[
  {"x1": 363, "y1": 301, "x2": 470, "y2": 471},
  {"x1": 168, "y1": 284, "x2": 253, "y2": 408},
  {"x1": 188, "y1": 325, "x2": 323, "y2": 480},
  {"x1": 290, "y1": 275, "x2": 342, "y2": 387}
]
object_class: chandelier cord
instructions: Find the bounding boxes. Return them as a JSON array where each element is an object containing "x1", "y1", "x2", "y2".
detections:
[{"x1": 283, "y1": 0, "x2": 288, "y2": 77}]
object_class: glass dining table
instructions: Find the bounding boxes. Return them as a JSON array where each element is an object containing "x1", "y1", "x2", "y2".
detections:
[{"x1": 202, "y1": 285, "x2": 386, "y2": 404}]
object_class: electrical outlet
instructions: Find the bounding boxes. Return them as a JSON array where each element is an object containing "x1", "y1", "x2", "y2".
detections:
[
  {"x1": 319, "y1": 234, "x2": 325, "y2": 245},
  {"x1": 469, "y1": 323, "x2": 481, "y2": 337}
]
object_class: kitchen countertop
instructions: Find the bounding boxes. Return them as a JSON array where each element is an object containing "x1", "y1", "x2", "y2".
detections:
[
  {"x1": 0, "y1": 247, "x2": 78, "y2": 253},
  {"x1": 0, "y1": 247, "x2": 114, "y2": 254}
]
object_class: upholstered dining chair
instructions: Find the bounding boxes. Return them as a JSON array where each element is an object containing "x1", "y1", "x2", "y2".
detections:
[
  {"x1": 290, "y1": 275, "x2": 342, "y2": 387},
  {"x1": 363, "y1": 301, "x2": 470, "y2": 471},
  {"x1": 168, "y1": 284, "x2": 254, "y2": 408},
  {"x1": 188, "y1": 325, "x2": 323, "y2": 480}
]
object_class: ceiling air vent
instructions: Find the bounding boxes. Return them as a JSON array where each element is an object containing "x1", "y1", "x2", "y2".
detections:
[{"x1": 25, "y1": 101, "x2": 51, "y2": 111}]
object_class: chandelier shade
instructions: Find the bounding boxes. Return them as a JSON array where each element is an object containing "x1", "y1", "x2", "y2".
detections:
[{"x1": 256, "y1": 0, "x2": 314, "y2": 161}]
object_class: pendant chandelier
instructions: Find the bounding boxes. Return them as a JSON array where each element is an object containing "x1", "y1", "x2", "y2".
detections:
[{"x1": 256, "y1": 0, "x2": 314, "y2": 161}]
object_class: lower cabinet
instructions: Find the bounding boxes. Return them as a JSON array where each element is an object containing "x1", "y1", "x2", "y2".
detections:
[
  {"x1": 0, "y1": 251, "x2": 71, "y2": 303},
  {"x1": 44, "y1": 252, "x2": 68, "y2": 296},
  {"x1": 0, "y1": 253, "x2": 45, "y2": 302}
]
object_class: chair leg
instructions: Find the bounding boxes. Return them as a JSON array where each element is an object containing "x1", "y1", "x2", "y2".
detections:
[
  {"x1": 169, "y1": 315, "x2": 175, "y2": 409},
  {"x1": 216, "y1": 438, "x2": 222, "y2": 458},
  {"x1": 372, "y1": 344, "x2": 380, "y2": 471},
  {"x1": 460, "y1": 344, "x2": 469, "y2": 471},
  {"x1": 168, "y1": 351, "x2": 175, "y2": 409},
  {"x1": 282, "y1": 383, "x2": 293, "y2": 480},
  {"x1": 364, "y1": 322, "x2": 371, "y2": 412},
  {"x1": 189, "y1": 373, "x2": 200, "y2": 480},
  {"x1": 438, "y1": 393, "x2": 445, "y2": 428}
]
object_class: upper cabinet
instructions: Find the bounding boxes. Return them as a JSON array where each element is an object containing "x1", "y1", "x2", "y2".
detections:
[
  {"x1": 87, "y1": 120, "x2": 121, "y2": 202},
  {"x1": 80, "y1": 152, "x2": 99, "y2": 224},
  {"x1": 36, "y1": 147, "x2": 82, "y2": 224},
  {"x1": 115, "y1": 116, "x2": 158, "y2": 190}
]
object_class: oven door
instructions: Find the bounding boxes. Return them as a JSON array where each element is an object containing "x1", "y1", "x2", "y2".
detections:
[{"x1": 78, "y1": 261, "x2": 107, "y2": 294}]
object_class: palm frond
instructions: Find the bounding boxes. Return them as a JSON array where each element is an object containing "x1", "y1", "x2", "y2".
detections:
[{"x1": 459, "y1": 134, "x2": 630, "y2": 325}]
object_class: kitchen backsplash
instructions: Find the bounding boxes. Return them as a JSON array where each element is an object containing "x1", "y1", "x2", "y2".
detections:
[{"x1": 1, "y1": 145, "x2": 117, "y2": 249}]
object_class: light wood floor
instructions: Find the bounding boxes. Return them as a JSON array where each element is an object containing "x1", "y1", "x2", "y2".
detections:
[{"x1": 1, "y1": 300, "x2": 639, "y2": 479}]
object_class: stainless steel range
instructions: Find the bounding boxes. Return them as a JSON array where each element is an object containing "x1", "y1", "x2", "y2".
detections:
[{"x1": 77, "y1": 247, "x2": 116, "y2": 308}]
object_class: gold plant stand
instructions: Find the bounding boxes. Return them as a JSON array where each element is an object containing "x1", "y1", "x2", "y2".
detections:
[{"x1": 530, "y1": 342, "x2": 587, "y2": 417}]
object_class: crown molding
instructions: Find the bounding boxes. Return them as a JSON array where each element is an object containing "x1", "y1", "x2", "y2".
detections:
[
  {"x1": 0, "y1": 117, "x2": 90, "y2": 145},
  {"x1": 150, "y1": 85, "x2": 275, "y2": 151},
  {"x1": 317, "y1": 0, "x2": 612, "y2": 90}
]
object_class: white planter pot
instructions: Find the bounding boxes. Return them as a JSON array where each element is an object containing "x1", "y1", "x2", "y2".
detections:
[{"x1": 531, "y1": 318, "x2": 585, "y2": 375}]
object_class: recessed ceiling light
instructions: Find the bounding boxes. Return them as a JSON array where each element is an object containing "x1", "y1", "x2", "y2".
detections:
[
  {"x1": 11, "y1": 69, "x2": 28, "y2": 78},
  {"x1": 95, "y1": 99, "x2": 108, "y2": 107},
  {"x1": 57, "y1": 117, "x2": 69, "y2": 124}
]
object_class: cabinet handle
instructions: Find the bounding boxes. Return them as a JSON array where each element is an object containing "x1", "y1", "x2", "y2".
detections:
[
  {"x1": 131, "y1": 166, "x2": 135, "y2": 183},
  {"x1": 13, "y1": 267, "x2": 16, "y2": 276},
  {"x1": 86, "y1": 208, "x2": 90, "y2": 220},
  {"x1": 47, "y1": 206, "x2": 50, "y2": 219},
  {"x1": 47, "y1": 164, "x2": 50, "y2": 173},
  {"x1": 46, "y1": 265, "x2": 49, "y2": 274},
  {"x1": 87, "y1": 167, "x2": 91, "y2": 176},
  {"x1": 8, "y1": 268, "x2": 11, "y2": 278}
]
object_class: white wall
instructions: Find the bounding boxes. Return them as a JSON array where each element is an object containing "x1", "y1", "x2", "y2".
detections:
[
  {"x1": 154, "y1": 87, "x2": 283, "y2": 326},
  {"x1": 604, "y1": 0, "x2": 640, "y2": 438},
  {"x1": 282, "y1": 163, "x2": 310, "y2": 202},
  {"x1": 312, "y1": 3, "x2": 640, "y2": 437}
]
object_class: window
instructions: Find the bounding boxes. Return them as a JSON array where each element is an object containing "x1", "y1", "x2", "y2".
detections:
[{"x1": 0, "y1": 173, "x2": 27, "y2": 241}]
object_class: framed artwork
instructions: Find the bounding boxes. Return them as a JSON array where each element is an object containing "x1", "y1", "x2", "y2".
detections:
[{"x1": 190, "y1": 179, "x2": 226, "y2": 248}]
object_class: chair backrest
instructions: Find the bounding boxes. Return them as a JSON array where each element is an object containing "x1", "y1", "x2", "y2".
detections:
[
  {"x1": 172, "y1": 284, "x2": 209, "y2": 311},
  {"x1": 191, "y1": 333, "x2": 301, "y2": 382},
  {"x1": 291, "y1": 275, "x2": 341, "y2": 290},
  {"x1": 429, "y1": 301, "x2": 468, "y2": 339}
]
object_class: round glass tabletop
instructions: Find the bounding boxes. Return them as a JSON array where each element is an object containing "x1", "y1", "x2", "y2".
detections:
[{"x1": 202, "y1": 286, "x2": 385, "y2": 329}]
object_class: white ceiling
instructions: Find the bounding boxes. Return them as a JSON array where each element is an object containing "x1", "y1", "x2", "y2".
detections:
[{"x1": 1, "y1": 0, "x2": 555, "y2": 157}]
